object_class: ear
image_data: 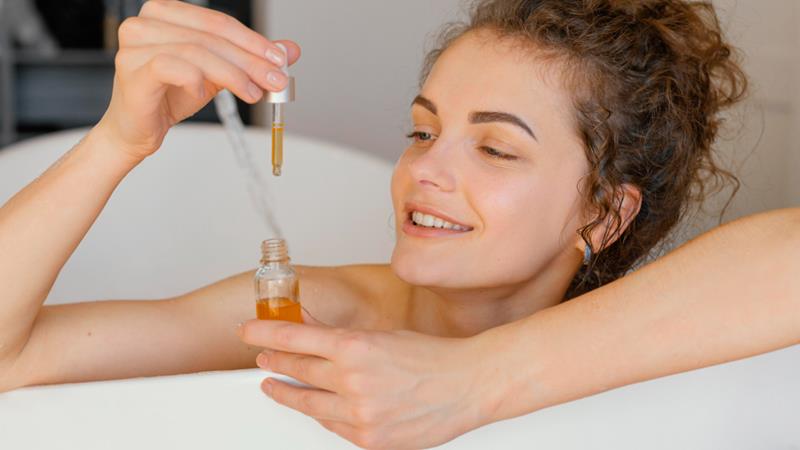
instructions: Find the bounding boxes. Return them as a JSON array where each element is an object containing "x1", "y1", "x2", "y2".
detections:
[{"x1": 574, "y1": 183, "x2": 642, "y2": 253}]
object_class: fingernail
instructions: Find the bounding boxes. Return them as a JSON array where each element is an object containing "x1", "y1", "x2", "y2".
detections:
[
  {"x1": 235, "y1": 322, "x2": 244, "y2": 338},
  {"x1": 247, "y1": 82, "x2": 263, "y2": 100},
  {"x1": 266, "y1": 47, "x2": 285, "y2": 66},
  {"x1": 267, "y1": 71, "x2": 287, "y2": 89},
  {"x1": 262, "y1": 379, "x2": 273, "y2": 397},
  {"x1": 256, "y1": 352, "x2": 269, "y2": 370}
]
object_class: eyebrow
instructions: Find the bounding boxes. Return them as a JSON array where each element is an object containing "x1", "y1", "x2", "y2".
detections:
[{"x1": 411, "y1": 95, "x2": 537, "y2": 141}]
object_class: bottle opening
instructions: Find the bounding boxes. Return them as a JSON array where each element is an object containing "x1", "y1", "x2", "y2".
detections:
[{"x1": 261, "y1": 238, "x2": 289, "y2": 264}]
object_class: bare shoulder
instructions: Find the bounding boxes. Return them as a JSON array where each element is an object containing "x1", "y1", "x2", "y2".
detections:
[{"x1": 296, "y1": 264, "x2": 411, "y2": 330}]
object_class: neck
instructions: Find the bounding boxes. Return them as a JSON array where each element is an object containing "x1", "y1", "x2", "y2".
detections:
[{"x1": 406, "y1": 250, "x2": 582, "y2": 337}]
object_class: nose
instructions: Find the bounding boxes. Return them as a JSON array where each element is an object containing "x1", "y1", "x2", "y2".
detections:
[{"x1": 407, "y1": 140, "x2": 457, "y2": 192}]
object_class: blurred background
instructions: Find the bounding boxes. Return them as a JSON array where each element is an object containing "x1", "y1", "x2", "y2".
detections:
[{"x1": 0, "y1": 0, "x2": 797, "y2": 226}]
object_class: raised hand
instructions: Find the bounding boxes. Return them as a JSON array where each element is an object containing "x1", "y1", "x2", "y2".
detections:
[{"x1": 98, "y1": 0, "x2": 300, "y2": 161}]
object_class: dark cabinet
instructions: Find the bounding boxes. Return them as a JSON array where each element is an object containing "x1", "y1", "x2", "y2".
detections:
[{"x1": 0, "y1": 0, "x2": 253, "y2": 146}]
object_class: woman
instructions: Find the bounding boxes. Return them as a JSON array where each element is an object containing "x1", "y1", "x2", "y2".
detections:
[{"x1": 0, "y1": 0, "x2": 797, "y2": 448}]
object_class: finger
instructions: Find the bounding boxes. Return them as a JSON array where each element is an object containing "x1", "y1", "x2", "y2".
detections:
[
  {"x1": 117, "y1": 17, "x2": 287, "y2": 92},
  {"x1": 240, "y1": 320, "x2": 341, "y2": 358},
  {"x1": 117, "y1": 44, "x2": 263, "y2": 103},
  {"x1": 272, "y1": 40, "x2": 302, "y2": 67},
  {"x1": 263, "y1": 378, "x2": 348, "y2": 422},
  {"x1": 138, "y1": 0, "x2": 301, "y2": 66},
  {"x1": 258, "y1": 350, "x2": 338, "y2": 392}
]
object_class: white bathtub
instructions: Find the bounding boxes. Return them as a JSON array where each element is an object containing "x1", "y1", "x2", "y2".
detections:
[{"x1": 0, "y1": 125, "x2": 798, "y2": 449}]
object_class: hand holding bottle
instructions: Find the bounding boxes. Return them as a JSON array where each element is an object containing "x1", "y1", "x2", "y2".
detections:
[
  {"x1": 96, "y1": 0, "x2": 300, "y2": 163},
  {"x1": 237, "y1": 320, "x2": 493, "y2": 449}
]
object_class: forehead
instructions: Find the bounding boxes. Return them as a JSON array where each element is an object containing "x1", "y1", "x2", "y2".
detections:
[{"x1": 421, "y1": 30, "x2": 576, "y2": 133}]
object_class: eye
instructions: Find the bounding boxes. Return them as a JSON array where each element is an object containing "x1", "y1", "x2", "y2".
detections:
[
  {"x1": 405, "y1": 131, "x2": 436, "y2": 144},
  {"x1": 480, "y1": 146, "x2": 518, "y2": 161}
]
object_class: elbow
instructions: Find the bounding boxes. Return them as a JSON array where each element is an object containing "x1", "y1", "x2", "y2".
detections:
[
  {"x1": 0, "y1": 345, "x2": 27, "y2": 394},
  {"x1": 0, "y1": 362, "x2": 26, "y2": 394},
  {"x1": 0, "y1": 364, "x2": 17, "y2": 394}
]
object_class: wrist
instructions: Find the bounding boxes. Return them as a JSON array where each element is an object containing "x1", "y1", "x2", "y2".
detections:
[
  {"x1": 83, "y1": 122, "x2": 147, "y2": 171},
  {"x1": 470, "y1": 319, "x2": 549, "y2": 425}
]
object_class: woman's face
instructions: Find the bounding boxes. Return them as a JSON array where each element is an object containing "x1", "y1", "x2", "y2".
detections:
[{"x1": 391, "y1": 31, "x2": 590, "y2": 290}]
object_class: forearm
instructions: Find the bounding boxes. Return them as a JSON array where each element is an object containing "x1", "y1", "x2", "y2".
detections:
[
  {"x1": 0, "y1": 125, "x2": 140, "y2": 361},
  {"x1": 482, "y1": 208, "x2": 800, "y2": 422}
]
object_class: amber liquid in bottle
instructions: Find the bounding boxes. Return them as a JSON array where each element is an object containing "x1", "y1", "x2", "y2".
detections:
[{"x1": 256, "y1": 297, "x2": 302, "y2": 322}]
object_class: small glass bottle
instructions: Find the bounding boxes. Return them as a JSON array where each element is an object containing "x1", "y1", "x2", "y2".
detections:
[{"x1": 254, "y1": 238, "x2": 302, "y2": 322}]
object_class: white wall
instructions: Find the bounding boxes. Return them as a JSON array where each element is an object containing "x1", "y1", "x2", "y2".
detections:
[
  {"x1": 253, "y1": 0, "x2": 466, "y2": 161},
  {"x1": 709, "y1": 0, "x2": 800, "y2": 222},
  {"x1": 253, "y1": 0, "x2": 799, "y2": 224}
]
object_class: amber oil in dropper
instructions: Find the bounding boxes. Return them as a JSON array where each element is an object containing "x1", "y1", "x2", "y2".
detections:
[
  {"x1": 271, "y1": 121, "x2": 284, "y2": 176},
  {"x1": 254, "y1": 238, "x2": 302, "y2": 322}
]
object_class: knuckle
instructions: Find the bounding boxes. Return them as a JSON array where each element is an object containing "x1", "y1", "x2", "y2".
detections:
[
  {"x1": 351, "y1": 404, "x2": 380, "y2": 427},
  {"x1": 243, "y1": 56, "x2": 269, "y2": 77},
  {"x1": 293, "y1": 356, "x2": 311, "y2": 378},
  {"x1": 139, "y1": 0, "x2": 165, "y2": 17},
  {"x1": 117, "y1": 17, "x2": 143, "y2": 43},
  {"x1": 341, "y1": 372, "x2": 368, "y2": 394},
  {"x1": 298, "y1": 390, "x2": 316, "y2": 412},
  {"x1": 273, "y1": 327, "x2": 294, "y2": 348},
  {"x1": 205, "y1": 10, "x2": 234, "y2": 31},
  {"x1": 265, "y1": 351, "x2": 283, "y2": 371}
]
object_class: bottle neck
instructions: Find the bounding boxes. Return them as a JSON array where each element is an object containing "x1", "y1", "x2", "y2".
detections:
[
  {"x1": 261, "y1": 238, "x2": 290, "y2": 266},
  {"x1": 260, "y1": 258, "x2": 290, "y2": 268}
]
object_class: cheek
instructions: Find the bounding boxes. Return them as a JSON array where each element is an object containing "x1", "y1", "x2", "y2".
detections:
[
  {"x1": 476, "y1": 173, "x2": 583, "y2": 259},
  {"x1": 479, "y1": 182, "x2": 551, "y2": 242}
]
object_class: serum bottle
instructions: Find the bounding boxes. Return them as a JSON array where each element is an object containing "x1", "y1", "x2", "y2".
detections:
[{"x1": 255, "y1": 239, "x2": 302, "y2": 322}]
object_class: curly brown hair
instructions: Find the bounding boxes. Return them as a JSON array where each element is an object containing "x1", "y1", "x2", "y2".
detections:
[{"x1": 419, "y1": 0, "x2": 748, "y2": 298}]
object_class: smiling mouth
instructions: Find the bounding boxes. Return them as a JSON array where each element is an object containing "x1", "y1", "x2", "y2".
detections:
[{"x1": 408, "y1": 210, "x2": 473, "y2": 232}]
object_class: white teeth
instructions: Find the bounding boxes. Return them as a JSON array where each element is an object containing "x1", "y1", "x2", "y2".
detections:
[{"x1": 410, "y1": 211, "x2": 469, "y2": 231}]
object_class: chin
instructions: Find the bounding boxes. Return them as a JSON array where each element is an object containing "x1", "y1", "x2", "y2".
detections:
[{"x1": 391, "y1": 249, "x2": 446, "y2": 287}]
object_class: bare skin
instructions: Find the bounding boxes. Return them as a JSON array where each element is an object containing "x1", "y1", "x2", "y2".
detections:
[
  {"x1": 0, "y1": 1, "x2": 418, "y2": 389},
  {"x1": 0, "y1": 2, "x2": 798, "y2": 449},
  {"x1": 0, "y1": 2, "x2": 631, "y2": 386}
]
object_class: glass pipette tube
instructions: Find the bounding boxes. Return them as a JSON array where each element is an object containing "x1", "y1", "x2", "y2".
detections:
[{"x1": 271, "y1": 103, "x2": 284, "y2": 176}]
